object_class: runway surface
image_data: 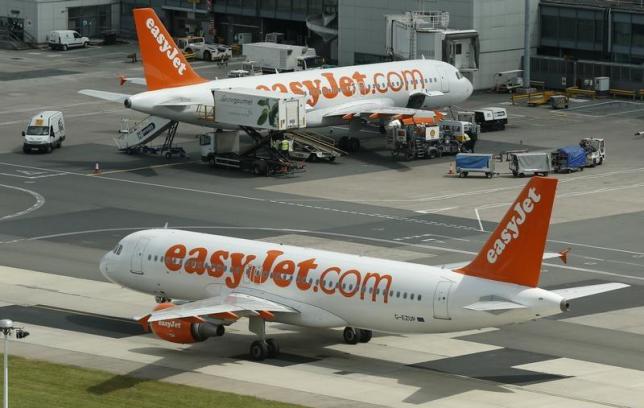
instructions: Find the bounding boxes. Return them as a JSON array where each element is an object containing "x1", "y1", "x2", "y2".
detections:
[{"x1": 0, "y1": 45, "x2": 643, "y2": 407}]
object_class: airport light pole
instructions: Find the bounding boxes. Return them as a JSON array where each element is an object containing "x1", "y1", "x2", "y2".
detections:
[
  {"x1": 0, "y1": 319, "x2": 29, "y2": 408},
  {"x1": 523, "y1": 0, "x2": 531, "y2": 91}
]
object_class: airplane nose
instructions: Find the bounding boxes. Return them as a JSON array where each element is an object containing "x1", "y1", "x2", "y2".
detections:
[{"x1": 99, "y1": 253, "x2": 113, "y2": 282}]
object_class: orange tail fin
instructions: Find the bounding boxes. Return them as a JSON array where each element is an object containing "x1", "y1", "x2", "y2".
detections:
[
  {"x1": 133, "y1": 8, "x2": 206, "y2": 91},
  {"x1": 457, "y1": 177, "x2": 558, "y2": 287}
]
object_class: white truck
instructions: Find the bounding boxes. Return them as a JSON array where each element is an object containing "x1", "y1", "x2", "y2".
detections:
[
  {"x1": 176, "y1": 36, "x2": 231, "y2": 62},
  {"x1": 473, "y1": 107, "x2": 508, "y2": 131},
  {"x1": 213, "y1": 88, "x2": 306, "y2": 130},
  {"x1": 242, "y1": 42, "x2": 322, "y2": 72},
  {"x1": 48, "y1": 30, "x2": 89, "y2": 51},
  {"x1": 22, "y1": 111, "x2": 66, "y2": 153}
]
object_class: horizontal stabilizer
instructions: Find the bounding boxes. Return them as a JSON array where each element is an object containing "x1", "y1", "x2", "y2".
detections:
[
  {"x1": 79, "y1": 89, "x2": 130, "y2": 103},
  {"x1": 552, "y1": 283, "x2": 629, "y2": 300},
  {"x1": 464, "y1": 300, "x2": 526, "y2": 311}
]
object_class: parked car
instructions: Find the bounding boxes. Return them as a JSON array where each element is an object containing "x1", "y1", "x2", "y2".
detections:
[{"x1": 176, "y1": 36, "x2": 231, "y2": 62}]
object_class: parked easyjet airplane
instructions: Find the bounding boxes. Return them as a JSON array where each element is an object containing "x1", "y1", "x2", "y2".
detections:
[
  {"x1": 100, "y1": 177, "x2": 627, "y2": 360},
  {"x1": 80, "y1": 8, "x2": 472, "y2": 130}
]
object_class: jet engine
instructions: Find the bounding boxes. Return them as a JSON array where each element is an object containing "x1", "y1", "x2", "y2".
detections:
[{"x1": 143, "y1": 303, "x2": 223, "y2": 344}]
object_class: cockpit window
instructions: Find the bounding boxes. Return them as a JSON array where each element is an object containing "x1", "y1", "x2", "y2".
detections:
[
  {"x1": 455, "y1": 71, "x2": 463, "y2": 80},
  {"x1": 113, "y1": 244, "x2": 123, "y2": 255}
]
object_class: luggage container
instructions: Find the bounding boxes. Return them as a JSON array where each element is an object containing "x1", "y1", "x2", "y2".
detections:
[
  {"x1": 455, "y1": 153, "x2": 495, "y2": 178},
  {"x1": 509, "y1": 152, "x2": 552, "y2": 177},
  {"x1": 552, "y1": 146, "x2": 586, "y2": 173}
]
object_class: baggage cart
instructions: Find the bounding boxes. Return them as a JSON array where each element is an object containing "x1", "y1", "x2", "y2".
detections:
[
  {"x1": 552, "y1": 146, "x2": 586, "y2": 173},
  {"x1": 455, "y1": 153, "x2": 495, "y2": 178},
  {"x1": 509, "y1": 152, "x2": 552, "y2": 177}
]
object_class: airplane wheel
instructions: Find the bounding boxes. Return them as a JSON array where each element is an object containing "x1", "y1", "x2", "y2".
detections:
[
  {"x1": 250, "y1": 340, "x2": 268, "y2": 361},
  {"x1": 358, "y1": 329, "x2": 372, "y2": 343},
  {"x1": 216, "y1": 325, "x2": 225, "y2": 337},
  {"x1": 266, "y1": 338, "x2": 280, "y2": 357},
  {"x1": 343, "y1": 327, "x2": 359, "y2": 345}
]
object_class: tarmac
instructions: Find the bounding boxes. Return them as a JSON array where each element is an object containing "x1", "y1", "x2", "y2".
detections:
[{"x1": 0, "y1": 43, "x2": 643, "y2": 407}]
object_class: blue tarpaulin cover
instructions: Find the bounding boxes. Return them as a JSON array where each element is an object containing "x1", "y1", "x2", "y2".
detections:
[
  {"x1": 456, "y1": 153, "x2": 492, "y2": 170},
  {"x1": 558, "y1": 146, "x2": 586, "y2": 168}
]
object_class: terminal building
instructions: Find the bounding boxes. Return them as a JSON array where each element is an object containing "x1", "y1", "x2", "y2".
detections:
[{"x1": 533, "y1": 0, "x2": 644, "y2": 90}]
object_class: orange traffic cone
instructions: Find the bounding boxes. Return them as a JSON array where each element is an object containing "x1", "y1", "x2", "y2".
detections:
[
  {"x1": 93, "y1": 162, "x2": 101, "y2": 175},
  {"x1": 448, "y1": 162, "x2": 455, "y2": 175}
]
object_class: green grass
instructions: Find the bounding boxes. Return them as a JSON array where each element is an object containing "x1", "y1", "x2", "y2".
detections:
[{"x1": 0, "y1": 354, "x2": 304, "y2": 408}]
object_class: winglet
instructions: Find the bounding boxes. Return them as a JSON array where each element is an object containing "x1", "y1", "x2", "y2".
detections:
[
  {"x1": 132, "y1": 8, "x2": 206, "y2": 90},
  {"x1": 559, "y1": 248, "x2": 570, "y2": 264},
  {"x1": 456, "y1": 177, "x2": 558, "y2": 287},
  {"x1": 135, "y1": 314, "x2": 151, "y2": 332}
]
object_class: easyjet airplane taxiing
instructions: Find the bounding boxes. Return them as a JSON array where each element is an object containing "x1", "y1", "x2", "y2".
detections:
[
  {"x1": 80, "y1": 8, "x2": 472, "y2": 131},
  {"x1": 100, "y1": 177, "x2": 627, "y2": 360}
]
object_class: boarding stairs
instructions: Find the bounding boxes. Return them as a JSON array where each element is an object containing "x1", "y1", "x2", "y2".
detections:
[
  {"x1": 0, "y1": 27, "x2": 38, "y2": 50},
  {"x1": 114, "y1": 115, "x2": 177, "y2": 151},
  {"x1": 284, "y1": 129, "x2": 347, "y2": 158}
]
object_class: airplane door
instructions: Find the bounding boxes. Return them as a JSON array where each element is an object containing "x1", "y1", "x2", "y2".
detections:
[
  {"x1": 130, "y1": 237, "x2": 150, "y2": 275},
  {"x1": 440, "y1": 70, "x2": 450, "y2": 93},
  {"x1": 433, "y1": 281, "x2": 452, "y2": 320}
]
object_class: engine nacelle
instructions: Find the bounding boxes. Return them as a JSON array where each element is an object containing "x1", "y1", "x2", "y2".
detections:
[{"x1": 145, "y1": 303, "x2": 223, "y2": 344}]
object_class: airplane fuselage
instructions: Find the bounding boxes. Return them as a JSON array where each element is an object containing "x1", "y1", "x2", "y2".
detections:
[
  {"x1": 125, "y1": 59, "x2": 473, "y2": 128},
  {"x1": 100, "y1": 229, "x2": 563, "y2": 334}
]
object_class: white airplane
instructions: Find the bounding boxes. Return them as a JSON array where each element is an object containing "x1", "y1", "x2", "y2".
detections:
[
  {"x1": 80, "y1": 8, "x2": 472, "y2": 131},
  {"x1": 100, "y1": 177, "x2": 627, "y2": 360}
]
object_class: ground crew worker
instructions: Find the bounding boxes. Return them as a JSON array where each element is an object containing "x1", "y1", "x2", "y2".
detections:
[{"x1": 281, "y1": 138, "x2": 290, "y2": 153}]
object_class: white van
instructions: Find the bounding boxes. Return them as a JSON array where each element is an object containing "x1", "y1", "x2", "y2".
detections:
[
  {"x1": 48, "y1": 30, "x2": 89, "y2": 51},
  {"x1": 473, "y1": 107, "x2": 508, "y2": 131},
  {"x1": 23, "y1": 111, "x2": 65, "y2": 153}
]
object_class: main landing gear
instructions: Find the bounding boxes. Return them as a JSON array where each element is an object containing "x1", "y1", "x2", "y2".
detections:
[
  {"x1": 343, "y1": 327, "x2": 372, "y2": 344},
  {"x1": 248, "y1": 316, "x2": 280, "y2": 361},
  {"x1": 154, "y1": 293, "x2": 171, "y2": 303}
]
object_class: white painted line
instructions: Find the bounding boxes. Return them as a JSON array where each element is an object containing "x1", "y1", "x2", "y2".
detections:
[
  {"x1": 474, "y1": 208, "x2": 484, "y2": 232},
  {"x1": 415, "y1": 207, "x2": 457, "y2": 214},
  {"x1": 0, "y1": 184, "x2": 45, "y2": 222}
]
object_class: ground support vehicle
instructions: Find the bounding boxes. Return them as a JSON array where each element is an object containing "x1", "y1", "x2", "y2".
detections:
[
  {"x1": 386, "y1": 124, "x2": 441, "y2": 160},
  {"x1": 509, "y1": 152, "x2": 552, "y2": 177},
  {"x1": 242, "y1": 42, "x2": 321, "y2": 72},
  {"x1": 212, "y1": 89, "x2": 306, "y2": 131},
  {"x1": 550, "y1": 94, "x2": 569, "y2": 109},
  {"x1": 580, "y1": 138, "x2": 605, "y2": 166},
  {"x1": 22, "y1": 111, "x2": 65, "y2": 153},
  {"x1": 176, "y1": 36, "x2": 231, "y2": 62},
  {"x1": 474, "y1": 107, "x2": 508, "y2": 131},
  {"x1": 48, "y1": 30, "x2": 89, "y2": 50},
  {"x1": 284, "y1": 130, "x2": 345, "y2": 162},
  {"x1": 552, "y1": 146, "x2": 586, "y2": 173},
  {"x1": 200, "y1": 129, "x2": 304, "y2": 176},
  {"x1": 455, "y1": 153, "x2": 496, "y2": 178}
]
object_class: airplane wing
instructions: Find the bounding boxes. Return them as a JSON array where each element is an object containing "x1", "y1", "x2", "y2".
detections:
[
  {"x1": 440, "y1": 249, "x2": 571, "y2": 270},
  {"x1": 322, "y1": 99, "x2": 435, "y2": 120},
  {"x1": 145, "y1": 292, "x2": 297, "y2": 323},
  {"x1": 78, "y1": 89, "x2": 131, "y2": 103}
]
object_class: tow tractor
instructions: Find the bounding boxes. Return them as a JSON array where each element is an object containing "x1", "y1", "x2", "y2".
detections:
[{"x1": 579, "y1": 138, "x2": 605, "y2": 166}]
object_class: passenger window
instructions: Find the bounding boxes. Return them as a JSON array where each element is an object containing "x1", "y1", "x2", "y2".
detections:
[
  {"x1": 403, "y1": 292, "x2": 407, "y2": 299},
  {"x1": 396, "y1": 291, "x2": 400, "y2": 298},
  {"x1": 369, "y1": 287, "x2": 373, "y2": 294},
  {"x1": 390, "y1": 290, "x2": 394, "y2": 297},
  {"x1": 418, "y1": 294, "x2": 422, "y2": 301},
  {"x1": 410, "y1": 293, "x2": 414, "y2": 300},
  {"x1": 147, "y1": 255, "x2": 151, "y2": 260},
  {"x1": 154, "y1": 255, "x2": 158, "y2": 261}
]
